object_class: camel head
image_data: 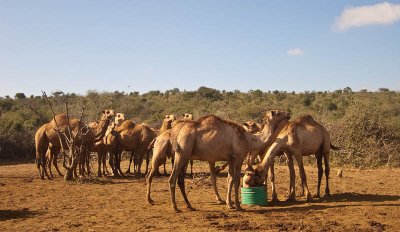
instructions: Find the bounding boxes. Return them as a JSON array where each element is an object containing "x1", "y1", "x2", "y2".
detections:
[
  {"x1": 243, "y1": 120, "x2": 261, "y2": 134},
  {"x1": 262, "y1": 110, "x2": 291, "y2": 126},
  {"x1": 115, "y1": 113, "x2": 126, "y2": 126},
  {"x1": 250, "y1": 166, "x2": 266, "y2": 187},
  {"x1": 163, "y1": 114, "x2": 176, "y2": 128},
  {"x1": 101, "y1": 109, "x2": 115, "y2": 121},
  {"x1": 182, "y1": 113, "x2": 194, "y2": 120}
]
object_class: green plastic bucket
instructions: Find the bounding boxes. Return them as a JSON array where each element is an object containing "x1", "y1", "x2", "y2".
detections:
[{"x1": 241, "y1": 186, "x2": 267, "y2": 206}]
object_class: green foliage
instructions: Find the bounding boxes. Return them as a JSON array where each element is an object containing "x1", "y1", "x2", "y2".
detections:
[{"x1": 0, "y1": 88, "x2": 399, "y2": 167}]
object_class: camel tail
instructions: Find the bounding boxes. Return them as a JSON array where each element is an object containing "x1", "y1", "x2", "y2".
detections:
[
  {"x1": 330, "y1": 143, "x2": 340, "y2": 150},
  {"x1": 148, "y1": 138, "x2": 156, "y2": 150}
]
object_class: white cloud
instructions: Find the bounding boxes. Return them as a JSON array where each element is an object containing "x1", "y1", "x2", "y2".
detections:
[
  {"x1": 333, "y1": 2, "x2": 400, "y2": 31},
  {"x1": 287, "y1": 48, "x2": 304, "y2": 56}
]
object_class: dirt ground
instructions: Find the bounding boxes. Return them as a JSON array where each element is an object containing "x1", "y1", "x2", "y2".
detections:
[{"x1": 0, "y1": 160, "x2": 399, "y2": 232}]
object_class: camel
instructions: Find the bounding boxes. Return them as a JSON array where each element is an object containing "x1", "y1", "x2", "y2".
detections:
[
  {"x1": 124, "y1": 114, "x2": 176, "y2": 174},
  {"x1": 109, "y1": 119, "x2": 156, "y2": 176},
  {"x1": 250, "y1": 115, "x2": 339, "y2": 202},
  {"x1": 147, "y1": 114, "x2": 194, "y2": 175},
  {"x1": 34, "y1": 110, "x2": 114, "y2": 179},
  {"x1": 147, "y1": 116, "x2": 226, "y2": 206},
  {"x1": 89, "y1": 113, "x2": 126, "y2": 177},
  {"x1": 215, "y1": 120, "x2": 263, "y2": 173},
  {"x1": 167, "y1": 111, "x2": 290, "y2": 212}
]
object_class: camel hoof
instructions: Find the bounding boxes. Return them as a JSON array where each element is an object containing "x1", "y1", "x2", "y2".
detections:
[
  {"x1": 187, "y1": 206, "x2": 196, "y2": 211},
  {"x1": 173, "y1": 208, "x2": 182, "y2": 213},
  {"x1": 324, "y1": 192, "x2": 331, "y2": 197},
  {"x1": 235, "y1": 206, "x2": 244, "y2": 211},
  {"x1": 217, "y1": 199, "x2": 225, "y2": 205},
  {"x1": 226, "y1": 204, "x2": 235, "y2": 209},
  {"x1": 313, "y1": 193, "x2": 321, "y2": 198},
  {"x1": 147, "y1": 199, "x2": 155, "y2": 205},
  {"x1": 214, "y1": 166, "x2": 222, "y2": 173},
  {"x1": 296, "y1": 193, "x2": 305, "y2": 197},
  {"x1": 285, "y1": 196, "x2": 296, "y2": 202},
  {"x1": 306, "y1": 195, "x2": 313, "y2": 203},
  {"x1": 271, "y1": 197, "x2": 280, "y2": 203}
]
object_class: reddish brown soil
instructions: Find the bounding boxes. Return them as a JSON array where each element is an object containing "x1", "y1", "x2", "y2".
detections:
[{"x1": 1, "y1": 160, "x2": 399, "y2": 231}]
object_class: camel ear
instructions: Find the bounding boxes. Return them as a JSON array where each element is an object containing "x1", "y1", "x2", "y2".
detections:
[
  {"x1": 243, "y1": 122, "x2": 250, "y2": 128},
  {"x1": 270, "y1": 110, "x2": 275, "y2": 116}
]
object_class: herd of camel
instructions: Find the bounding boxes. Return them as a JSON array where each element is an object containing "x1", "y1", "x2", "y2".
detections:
[{"x1": 34, "y1": 109, "x2": 339, "y2": 212}]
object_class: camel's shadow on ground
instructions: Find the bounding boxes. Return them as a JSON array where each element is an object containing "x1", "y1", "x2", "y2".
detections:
[
  {"x1": 0, "y1": 208, "x2": 40, "y2": 221},
  {"x1": 245, "y1": 192, "x2": 400, "y2": 214}
]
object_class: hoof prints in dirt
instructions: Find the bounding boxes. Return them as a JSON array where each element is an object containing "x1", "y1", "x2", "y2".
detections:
[
  {"x1": 369, "y1": 221, "x2": 386, "y2": 232},
  {"x1": 205, "y1": 212, "x2": 259, "y2": 231}
]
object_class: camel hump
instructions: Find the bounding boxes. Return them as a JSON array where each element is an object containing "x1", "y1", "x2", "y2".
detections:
[{"x1": 115, "y1": 120, "x2": 135, "y2": 132}]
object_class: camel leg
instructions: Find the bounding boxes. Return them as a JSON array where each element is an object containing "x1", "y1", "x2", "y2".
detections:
[
  {"x1": 208, "y1": 162, "x2": 224, "y2": 204},
  {"x1": 324, "y1": 152, "x2": 331, "y2": 197},
  {"x1": 103, "y1": 152, "x2": 109, "y2": 175},
  {"x1": 116, "y1": 150, "x2": 124, "y2": 177},
  {"x1": 233, "y1": 157, "x2": 244, "y2": 211},
  {"x1": 47, "y1": 152, "x2": 54, "y2": 179},
  {"x1": 42, "y1": 149, "x2": 51, "y2": 179},
  {"x1": 225, "y1": 161, "x2": 234, "y2": 209},
  {"x1": 145, "y1": 150, "x2": 150, "y2": 175},
  {"x1": 177, "y1": 162, "x2": 195, "y2": 211},
  {"x1": 169, "y1": 153, "x2": 187, "y2": 213},
  {"x1": 146, "y1": 161, "x2": 162, "y2": 204},
  {"x1": 215, "y1": 161, "x2": 229, "y2": 173},
  {"x1": 163, "y1": 162, "x2": 167, "y2": 175},
  {"x1": 136, "y1": 151, "x2": 145, "y2": 175},
  {"x1": 52, "y1": 150, "x2": 63, "y2": 176},
  {"x1": 189, "y1": 160, "x2": 193, "y2": 175},
  {"x1": 286, "y1": 154, "x2": 296, "y2": 201},
  {"x1": 294, "y1": 155, "x2": 312, "y2": 202},
  {"x1": 97, "y1": 150, "x2": 104, "y2": 177},
  {"x1": 86, "y1": 151, "x2": 91, "y2": 175},
  {"x1": 126, "y1": 152, "x2": 134, "y2": 174},
  {"x1": 269, "y1": 161, "x2": 279, "y2": 202},
  {"x1": 314, "y1": 154, "x2": 323, "y2": 198}
]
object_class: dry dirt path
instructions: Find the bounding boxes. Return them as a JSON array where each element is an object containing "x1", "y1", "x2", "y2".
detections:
[{"x1": 1, "y1": 161, "x2": 399, "y2": 231}]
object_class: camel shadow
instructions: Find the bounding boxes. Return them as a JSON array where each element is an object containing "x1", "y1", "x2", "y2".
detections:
[
  {"x1": 0, "y1": 208, "x2": 40, "y2": 221},
  {"x1": 319, "y1": 192, "x2": 400, "y2": 203},
  {"x1": 245, "y1": 192, "x2": 400, "y2": 214}
]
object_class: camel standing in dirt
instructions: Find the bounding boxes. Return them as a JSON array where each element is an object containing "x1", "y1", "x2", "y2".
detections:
[
  {"x1": 35, "y1": 110, "x2": 114, "y2": 179},
  {"x1": 89, "y1": 113, "x2": 126, "y2": 177},
  {"x1": 109, "y1": 119, "x2": 156, "y2": 176},
  {"x1": 167, "y1": 111, "x2": 290, "y2": 212},
  {"x1": 124, "y1": 114, "x2": 176, "y2": 174},
  {"x1": 252, "y1": 115, "x2": 338, "y2": 202}
]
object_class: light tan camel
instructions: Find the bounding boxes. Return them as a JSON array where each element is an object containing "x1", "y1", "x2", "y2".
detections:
[
  {"x1": 215, "y1": 120, "x2": 263, "y2": 173},
  {"x1": 34, "y1": 110, "x2": 114, "y2": 179},
  {"x1": 168, "y1": 111, "x2": 290, "y2": 212},
  {"x1": 147, "y1": 115, "x2": 225, "y2": 206},
  {"x1": 252, "y1": 115, "x2": 339, "y2": 202}
]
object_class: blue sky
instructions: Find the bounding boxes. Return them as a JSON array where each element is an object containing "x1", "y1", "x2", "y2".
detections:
[{"x1": 0, "y1": 0, "x2": 399, "y2": 97}]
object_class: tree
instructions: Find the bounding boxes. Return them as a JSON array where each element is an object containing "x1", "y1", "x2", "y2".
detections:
[
  {"x1": 14, "y1": 93, "x2": 26, "y2": 99},
  {"x1": 378, "y1": 88, "x2": 390, "y2": 92}
]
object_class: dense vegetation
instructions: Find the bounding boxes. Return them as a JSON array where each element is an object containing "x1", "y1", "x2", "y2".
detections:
[{"x1": 1, "y1": 86, "x2": 399, "y2": 168}]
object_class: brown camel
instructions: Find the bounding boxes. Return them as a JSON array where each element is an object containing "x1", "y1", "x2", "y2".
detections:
[
  {"x1": 89, "y1": 113, "x2": 126, "y2": 177},
  {"x1": 167, "y1": 111, "x2": 290, "y2": 212},
  {"x1": 123, "y1": 114, "x2": 176, "y2": 175},
  {"x1": 251, "y1": 115, "x2": 339, "y2": 202},
  {"x1": 124, "y1": 114, "x2": 176, "y2": 174},
  {"x1": 109, "y1": 119, "x2": 156, "y2": 176},
  {"x1": 34, "y1": 110, "x2": 114, "y2": 179}
]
